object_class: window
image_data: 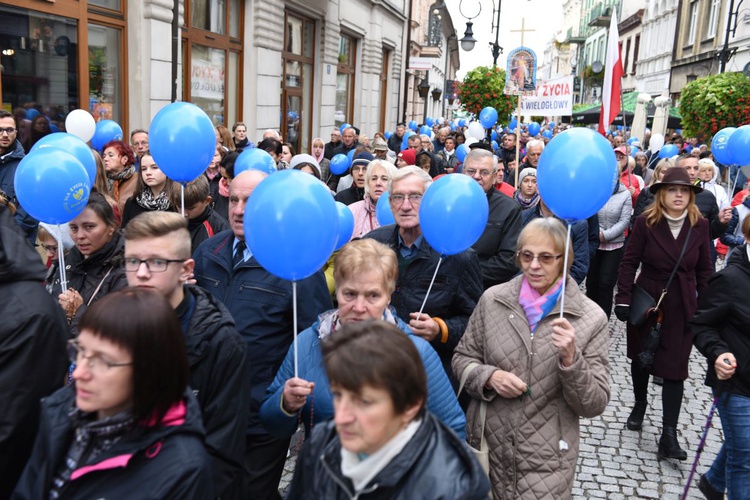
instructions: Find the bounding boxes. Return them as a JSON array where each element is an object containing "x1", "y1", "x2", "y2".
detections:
[
  {"x1": 632, "y1": 35, "x2": 640, "y2": 74},
  {"x1": 182, "y1": 0, "x2": 242, "y2": 126},
  {"x1": 282, "y1": 12, "x2": 314, "y2": 155},
  {"x1": 707, "y1": 0, "x2": 720, "y2": 38},
  {"x1": 88, "y1": 23, "x2": 122, "y2": 124},
  {"x1": 336, "y1": 34, "x2": 357, "y2": 128},
  {"x1": 688, "y1": 1, "x2": 698, "y2": 45},
  {"x1": 623, "y1": 38, "x2": 630, "y2": 75}
]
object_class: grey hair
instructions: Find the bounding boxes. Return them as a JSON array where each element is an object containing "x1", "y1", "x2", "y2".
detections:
[
  {"x1": 364, "y1": 160, "x2": 398, "y2": 197},
  {"x1": 464, "y1": 149, "x2": 498, "y2": 172},
  {"x1": 526, "y1": 139, "x2": 545, "y2": 151},
  {"x1": 388, "y1": 166, "x2": 433, "y2": 195}
]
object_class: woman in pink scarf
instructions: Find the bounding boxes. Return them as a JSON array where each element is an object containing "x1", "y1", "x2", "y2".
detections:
[
  {"x1": 311, "y1": 138, "x2": 331, "y2": 185},
  {"x1": 348, "y1": 160, "x2": 397, "y2": 239}
]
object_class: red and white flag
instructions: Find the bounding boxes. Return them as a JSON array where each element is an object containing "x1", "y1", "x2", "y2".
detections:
[{"x1": 598, "y1": 12, "x2": 624, "y2": 135}]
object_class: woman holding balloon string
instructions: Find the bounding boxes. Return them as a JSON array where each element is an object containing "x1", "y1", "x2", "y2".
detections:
[
  {"x1": 101, "y1": 140, "x2": 138, "y2": 215},
  {"x1": 348, "y1": 160, "x2": 397, "y2": 239},
  {"x1": 259, "y1": 238, "x2": 466, "y2": 441},
  {"x1": 51, "y1": 192, "x2": 128, "y2": 331},
  {"x1": 453, "y1": 218, "x2": 610, "y2": 499},
  {"x1": 120, "y1": 152, "x2": 177, "y2": 228}
]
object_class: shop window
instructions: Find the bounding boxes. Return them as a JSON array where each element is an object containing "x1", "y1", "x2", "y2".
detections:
[
  {"x1": 88, "y1": 23, "x2": 122, "y2": 124},
  {"x1": 336, "y1": 34, "x2": 356, "y2": 128},
  {"x1": 282, "y1": 12, "x2": 314, "y2": 155}
]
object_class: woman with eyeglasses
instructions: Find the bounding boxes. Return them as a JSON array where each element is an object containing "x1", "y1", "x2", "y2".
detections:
[
  {"x1": 12, "y1": 288, "x2": 214, "y2": 499},
  {"x1": 453, "y1": 217, "x2": 610, "y2": 499},
  {"x1": 50, "y1": 193, "x2": 128, "y2": 331}
]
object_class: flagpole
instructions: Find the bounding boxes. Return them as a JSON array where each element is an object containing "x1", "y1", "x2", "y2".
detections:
[{"x1": 621, "y1": 90, "x2": 627, "y2": 132}]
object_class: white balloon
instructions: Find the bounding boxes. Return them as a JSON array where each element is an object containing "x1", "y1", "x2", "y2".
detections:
[
  {"x1": 65, "y1": 110, "x2": 96, "y2": 143},
  {"x1": 437, "y1": 117, "x2": 444, "y2": 125},
  {"x1": 649, "y1": 133, "x2": 665, "y2": 151},
  {"x1": 468, "y1": 121, "x2": 486, "y2": 140}
]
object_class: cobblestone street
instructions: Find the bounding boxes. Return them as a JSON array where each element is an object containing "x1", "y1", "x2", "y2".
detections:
[{"x1": 278, "y1": 316, "x2": 724, "y2": 499}]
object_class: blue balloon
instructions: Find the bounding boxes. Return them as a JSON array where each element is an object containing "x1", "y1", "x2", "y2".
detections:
[
  {"x1": 408, "y1": 121, "x2": 418, "y2": 132},
  {"x1": 235, "y1": 148, "x2": 278, "y2": 176},
  {"x1": 491, "y1": 130, "x2": 498, "y2": 142},
  {"x1": 376, "y1": 191, "x2": 396, "y2": 226},
  {"x1": 31, "y1": 133, "x2": 96, "y2": 188},
  {"x1": 542, "y1": 130, "x2": 553, "y2": 139},
  {"x1": 616, "y1": 125, "x2": 623, "y2": 131},
  {"x1": 347, "y1": 149, "x2": 356, "y2": 166},
  {"x1": 401, "y1": 130, "x2": 415, "y2": 151},
  {"x1": 419, "y1": 125, "x2": 431, "y2": 136},
  {"x1": 149, "y1": 103, "x2": 216, "y2": 183},
  {"x1": 528, "y1": 122, "x2": 541, "y2": 137},
  {"x1": 491, "y1": 140, "x2": 499, "y2": 150},
  {"x1": 26, "y1": 108, "x2": 40, "y2": 120},
  {"x1": 676, "y1": 129, "x2": 682, "y2": 135},
  {"x1": 658, "y1": 144, "x2": 679, "y2": 158},
  {"x1": 330, "y1": 154, "x2": 351, "y2": 175},
  {"x1": 549, "y1": 122, "x2": 556, "y2": 129},
  {"x1": 49, "y1": 124, "x2": 59, "y2": 133},
  {"x1": 728, "y1": 125, "x2": 750, "y2": 166},
  {"x1": 14, "y1": 148, "x2": 91, "y2": 224},
  {"x1": 426, "y1": 117, "x2": 435, "y2": 127},
  {"x1": 90, "y1": 120, "x2": 124, "y2": 152},
  {"x1": 458, "y1": 119, "x2": 467, "y2": 128},
  {"x1": 384, "y1": 131, "x2": 393, "y2": 139},
  {"x1": 334, "y1": 202, "x2": 355, "y2": 250},
  {"x1": 340, "y1": 123, "x2": 352, "y2": 135},
  {"x1": 711, "y1": 127, "x2": 737, "y2": 165},
  {"x1": 244, "y1": 170, "x2": 338, "y2": 281},
  {"x1": 627, "y1": 137, "x2": 639, "y2": 145},
  {"x1": 450, "y1": 123, "x2": 457, "y2": 131},
  {"x1": 455, "y1": 144, "x2": 469, "y2": 163},
  {"x1": 630, "y1": 146, "x2": 640, "y2": 156},
  {"x1": 479, "y1": 107, "x2": 499, "y2": 129},
  {"x1": 509, "y1": 118, "x2": 518, "y2": 130},
  {"x1": 537, "y1": 128, "x2": 618, "y2": 220},
  {"x1": 419, "y1": 175, "x2": 489, "y2": 255}
]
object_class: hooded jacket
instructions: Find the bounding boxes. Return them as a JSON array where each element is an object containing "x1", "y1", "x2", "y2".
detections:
[
  {"x1": 0, "y1": 205, "x2": 69, "y2": 498},
  {"x1": 0, "y1": 139, "x2": 37, "y2": 238},
  {"x1": 182, "y1": 284, "x2": 247, "y2": 498},
  {"x1": 719, "y1": 196, "x2": 750, "y2": 252},
  {"x1": 286, "y1": 412, "x2": 491, "y2": 500},
  {"x1": 12, "y1": 387, "x2": 214, "y2": 500},
  {"x1": 259, "y1": 310, "x2": 466, "y2": 439},
  {"x1": 692, "y1": 245, "x2": 750, "y2": 399},
  {"x1": 699, "y1": 165, "x2": 730, "y2": 210}
]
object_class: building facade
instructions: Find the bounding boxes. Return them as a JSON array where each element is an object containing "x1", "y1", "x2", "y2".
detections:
[
  {"x1": 635, "y1": 0, "x2": 679, "y2": 96},
  {"x1": 618, "y1": 2, "x2": 645, "y2": 93},
  {"x1": 0, "y1": 0, "x2": 412, "y2": 155}
]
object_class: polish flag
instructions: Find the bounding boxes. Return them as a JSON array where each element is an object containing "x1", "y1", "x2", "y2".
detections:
[{"x1": 598, "y1": 12, "x2": 624, "y2": 135}]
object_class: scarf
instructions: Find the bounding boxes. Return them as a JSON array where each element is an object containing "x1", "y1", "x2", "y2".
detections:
[
  {"x1": 108, "y1": 166, "x2": 135, "y2": 202},
  {"x1": 318, "y1": 307, "x2": 398, "y2": 340},
  {"x1": 205, "y1": 167, "x2": 219, "y2": 180},
  {"x1": 340, "y1": 418, "x2": 422, "y2": 493},
  {"x1": 515, "y1": 191, "x2": 540, "y2": 210},
  {"x1": 219, "y1": 177, "x2": 230, "y2": 197},
  {"x1": 50, "y1": 405, "x2": 135, "y2": 499},
  {"x1": 312, "y1": 138, "x2": 325, "y2": 164},
  {"x1": 136, "y1": 188, "x2": 172, "y2": 211},
  {"x1": 519, "y1": 275, "x2": 564, "y2": 334}
]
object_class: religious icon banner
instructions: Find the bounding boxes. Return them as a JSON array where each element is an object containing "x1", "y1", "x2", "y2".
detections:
[{"x1": 504, "y1": 47, "x2": 537, "y2": 96}]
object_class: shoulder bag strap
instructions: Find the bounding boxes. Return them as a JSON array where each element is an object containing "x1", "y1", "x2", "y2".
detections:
[
  {"x1": 457, "y1": 362, "x2": 489, "y2": 451},
  {"x1": 655, "y1": 225, "x2": 692, "y2": 310}
]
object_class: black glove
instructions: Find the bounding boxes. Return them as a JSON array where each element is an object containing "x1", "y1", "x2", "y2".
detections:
[{"x1": 614, "y1": 305, "x2": 630, "y2": 322}]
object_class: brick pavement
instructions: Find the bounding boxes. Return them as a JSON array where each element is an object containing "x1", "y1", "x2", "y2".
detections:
[{"x1": 278, "y1": 316, "x2": 724, "y2": 499}]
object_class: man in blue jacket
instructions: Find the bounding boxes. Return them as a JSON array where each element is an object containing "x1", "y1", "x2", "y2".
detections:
[
  {"x1": 0, "y1": 110, "x2": 37, "y2": 239},
  {"x1": 193, "y1": 169, "x2": 332, "y2": 500}
]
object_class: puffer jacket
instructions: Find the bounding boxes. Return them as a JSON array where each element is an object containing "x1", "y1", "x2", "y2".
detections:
[
  {"x1": 259, "y1": 310, "x2": 466, "y2": 439},
  {"x1": 719, "y1": 196, "x2": 750, "y2": 253},
  {"x1": 182, "y1": 285, "x2": 247, "y2": 498},
  {"x1": 521, "y1": 206, "x2": 590, "y2": 284},
  {"x1": 364, "y1": 225, "x2": 483, "y2": 385},
  {"x1": 192, "y1": 230, "x2": 332, "y2": 434},
  {"x1": 286, "y1": 412, "x2": 490, "y2": 500},
  {"x1": 699, "y1": 165, "x2": 730, "y2": 210},
  {"x1": 597, "y1": 183, "x2": 632, "y2": 248},
  {"x1": 452, "y1": 276, "x2": 610, "y2": 500},
  {"x1": 12, "y1": 387, "x2": 214, "y2": 500},
  {"x1": 0, "y1": 139, "x2": 37, "y2": 237},
  {"x1": 348, "y1": 196, "x2": 379, "y2": 239},
  {"x1": 0, "y1": 205, "x2": 68, "y2": 499}
]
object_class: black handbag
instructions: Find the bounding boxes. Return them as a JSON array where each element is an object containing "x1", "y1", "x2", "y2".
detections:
[{"x1": 628, "y1": 284, "x2": 657, "y2": 327}]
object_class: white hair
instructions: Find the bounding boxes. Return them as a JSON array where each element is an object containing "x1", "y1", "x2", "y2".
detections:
[
  {"x1": 526, "y1": 139, "x2": 545, "y2": 151},
  {"x1": 388, "y1": 166, "x2": 432, "y2": 195},
  {"x1": 364, "y1": 160, "x2": 398, "y2": 197}
]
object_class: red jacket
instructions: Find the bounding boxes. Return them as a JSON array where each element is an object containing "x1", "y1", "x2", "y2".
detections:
[{"x1": 620, "y1": 171, "x2": 641, "y2": 207}]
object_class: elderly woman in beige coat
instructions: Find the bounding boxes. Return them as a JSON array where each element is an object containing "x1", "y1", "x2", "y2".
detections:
[{"x1": 453, "y1": 218, "x2": 610, "y2": 499}]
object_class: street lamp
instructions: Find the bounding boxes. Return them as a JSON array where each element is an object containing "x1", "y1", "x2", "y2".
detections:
[
  {"x1": 460, "y1": 22, "x2": 476, "y2": 52},
  {"x1": 458, "y1": 0, "x2": 531, "y2": 67},
  {"x1": 417, "y1": 76, "x2": 431, "y2": 123},
  {"x1": 431, "y1": 88, "x2": 443, "y2": 101}
]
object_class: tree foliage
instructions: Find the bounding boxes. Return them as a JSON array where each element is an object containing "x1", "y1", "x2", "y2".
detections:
[
  {"x1": 458, "y1": 66, "x2": 516, "y2": 121},
  {"x1": 679, "y1": 72, "x2": 750, "y2": 138}
]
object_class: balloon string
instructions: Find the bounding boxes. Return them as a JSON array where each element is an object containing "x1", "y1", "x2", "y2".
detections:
[
  {"x1": 180, "y1": 183, "x2": 185, "y2": 217},
  {"x1": 417, "y1": 256, "x2": 443, "y2": 319},
  {"x1": 56, "y1": 227, "x2": 67, "y2": 291},
  {"x1": 559, "y1": 223, "x2": 572, "y2": 319},
  {"x1": 293, "y1": 280, "x2": 298, "y2": 379},
  {"x1": 730, "y1": 169, "x2": 739, "y2": 199}
]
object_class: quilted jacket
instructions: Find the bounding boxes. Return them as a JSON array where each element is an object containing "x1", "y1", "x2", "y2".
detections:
[{"x1": 452, "y1": 275, "x2": 610, "y2": 499}]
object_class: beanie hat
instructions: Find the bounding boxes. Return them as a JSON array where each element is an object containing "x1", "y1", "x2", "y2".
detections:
[
  {"x1": 289, "y1": 154, "x2": 321, "y2": 176},
  {"x1": 351, "y1": 152, "x2": 375, "y2": 171},
  {"x1": 397, "y1": 149, "x2": 416, "y2": 165},
  {"x1": 518, "y1": 167, "x2": 536, "y2": 182}
]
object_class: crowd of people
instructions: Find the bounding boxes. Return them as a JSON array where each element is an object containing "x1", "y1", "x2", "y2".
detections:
[{"x1": 1, "y1": 106, "x2": 749, "y2": 500}]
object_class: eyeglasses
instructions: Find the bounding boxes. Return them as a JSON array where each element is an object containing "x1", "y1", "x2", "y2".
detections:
[
  {"x1": 464, "y1": 168, "x2": 494, "y2": 178},
  {"x1": 122, "y1": 257, "x2": 185, "y2": 272},
  {"x1": 40, "y1": 244, "x2": 58, "y2": 253},
  {"x1": 390, "y1": 194, "x2": 423, "y2": 206},
  {"x1": 132, "y1": 141, "x2": 149, "y2": 147},
  {"x1": 68, "y1": 340, "x2": 133, "y2": 372},
  {"x1": 0, "y1": 127, "x2": 16, "y2": 135},
  {"x1": 517, "y1": 250, "x2": 563, "y2": 265}
]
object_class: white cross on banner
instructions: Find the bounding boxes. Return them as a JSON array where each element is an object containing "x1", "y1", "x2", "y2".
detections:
[{"x1": 519, "y1": 76, "x2": 574, "y2": 116}]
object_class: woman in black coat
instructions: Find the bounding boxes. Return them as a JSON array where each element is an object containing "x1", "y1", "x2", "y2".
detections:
[
  {"x1": 615, "y1": 167, "x2": 713, "y2": 461},
  {"x1": 691, "y1": 215, "x2": 750, "y2": 499}
]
